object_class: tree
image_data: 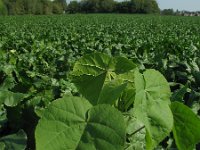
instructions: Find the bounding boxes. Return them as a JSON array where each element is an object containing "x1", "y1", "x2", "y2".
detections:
[
  {"x1": 41, "y1": 0, "x2": 52, "y2": 15},
  {"x1": 52, "y1": 3, "x2": 62, "y2": 14},
  {"x1": 67, "y1": 1, "x2": 80, "y2": 13},
  {"x1": 115, "y1": 1, "x2": 130, "y2": 13},
  {"x1": 35, "y1": 0, "x2": 43, "y2": 15},
  {"x1": 80, "y1": 0, "x2": 100, "y2": 13},
  {"x1": 0, "y1": 0, "x2": 8, "y2": 15},
  {"x1": 15, "y1": 0, "x2": 25, "y2": 15},
  {"x1": 3, "y1": 0, "x2": 16, "y2": 15},
  {"x1": 143, "y1": 0, "x2": 160, "y2": 13},
  {"x1": 162, "y1": 9, "x2": 174, "y2": 15},
  {"x1": 151, "y1": 0, "x2": 160, "y2": 13},
  {"x1": 81, "y1": 0, "x2": 115, "y2": 13},
  {"x1": 55, "y1": 0, "x2": 67, "y2": 11},
  {"x1": 23, "y1": 0, "x2": 34, "y2": 14},
  {"x1": 99, "y1": 0, "x2": 115, "y2": 13}
]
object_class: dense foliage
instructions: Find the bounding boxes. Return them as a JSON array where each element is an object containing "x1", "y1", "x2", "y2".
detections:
[
  {"x1": 0, "y1": 0, "x2": 160, "y2": 15},
  {"x1": 0, "y1": 15, "x2": 200, "y2": 149},
  {"x1": 0, "y1": 0, "x2": 66, "y2": 15},
  {"x1": 68, "y1": 0, "x2": 160, "y2": 14}
]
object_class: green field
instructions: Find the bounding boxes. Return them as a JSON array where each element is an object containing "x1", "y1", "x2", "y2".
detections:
[{"x1": 0, "y1": 15, "x2": 200, "y2": 150}]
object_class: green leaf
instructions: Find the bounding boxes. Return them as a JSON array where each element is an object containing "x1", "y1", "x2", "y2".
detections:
[
  {"x1": 134, "y1": 69, "x2": 173, "y2": 150},
  {"x1": 171, "y1": 102, "x2": 200, "y2": 150},
  {"x1": 0, "y1": 130, "x2": 27, "y2": 150},
  {"x1": 0, "y1": 90, "x2": 26, "y2": 107},
  {"x1": 35, "y1": 96, "x2": 126, "y2": 150},
  {"x1": 71, "y1": 53, "x2": 136, "y2": 105}
]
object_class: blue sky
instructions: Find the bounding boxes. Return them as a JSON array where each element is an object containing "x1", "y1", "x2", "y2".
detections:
[
  {"x1": 157, "y1": 0, "x2": 200, "y2": 11},
  {"x1": 66, "y1": 0, "x2": 200, "y2": 11}
]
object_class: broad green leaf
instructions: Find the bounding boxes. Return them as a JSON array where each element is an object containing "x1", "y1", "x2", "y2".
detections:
[
  {"x1": 0, "y1": 130, "x2": 27, "y2": 150},
  {"x1": 0, "y1": 90, "x2": 25, "y2": 107},
  {"x1": 35, "y1": 96, "x2": 126, "y2": 150},
  {"x1": 134, "y1": 69, "x2": 173, "y2": 150},
  {"x1": 171, "y1": 102, "x2": 200, "y2": 150},
  {"x1": 71, "y1": 53, "x2": 136, "y2": 105}
]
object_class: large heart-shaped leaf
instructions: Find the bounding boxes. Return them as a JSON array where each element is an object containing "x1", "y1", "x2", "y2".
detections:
[
  {"x1": 71, "y1": 53, "x2": 136, "y2": 105},
  {"x1": 133, "y1": 69, "x2": 173, "y2": 150},
  {"x1": 35, "y1": 96, "x2": 126, "y2": 150},
  {"x1": 0, "y1": 130, "x2": 27, "y2": 150},
  {"x1": 171, "y1": 102, "x2": 200, "y2": 150}
]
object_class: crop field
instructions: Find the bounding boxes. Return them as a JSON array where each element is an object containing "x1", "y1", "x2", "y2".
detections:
[{"x1": 0, "y1": 14, "x2": 200, "y2": 150}]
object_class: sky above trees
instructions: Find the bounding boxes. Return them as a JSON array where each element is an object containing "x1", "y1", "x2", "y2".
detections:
[{"x1": 157, "y1": 0, "x2": 200, "y2": 11}]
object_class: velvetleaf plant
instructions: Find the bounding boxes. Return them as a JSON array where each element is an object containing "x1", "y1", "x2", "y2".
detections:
[{"x1": 34, "y1": 52, "x2": 200, "y2": 150}]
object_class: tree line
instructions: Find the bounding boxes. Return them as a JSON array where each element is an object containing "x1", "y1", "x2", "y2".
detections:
[
  {"x1": 0, "y1": 0, "x2": 160, "y2": 15},
  {"x1": 0, "y1": 0, "x2": 66, "y2": 15},
  {"x1": 68, "y1": 0, "x2": 160, "y2": 14}
]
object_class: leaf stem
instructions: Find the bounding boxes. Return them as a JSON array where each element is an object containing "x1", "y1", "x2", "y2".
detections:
[{"x1": 128, "y1": 125, "x2": 145, "y2": 137}]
